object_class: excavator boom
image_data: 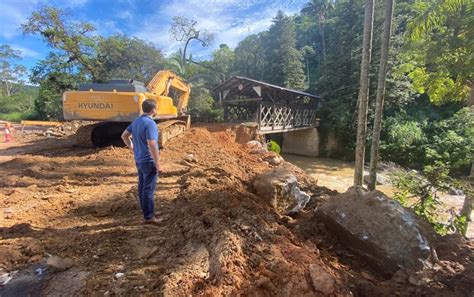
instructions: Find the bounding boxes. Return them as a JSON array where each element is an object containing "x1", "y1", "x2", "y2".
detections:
[{"x1": 147, "y1": 70, "x2": 191, "y2": 115}]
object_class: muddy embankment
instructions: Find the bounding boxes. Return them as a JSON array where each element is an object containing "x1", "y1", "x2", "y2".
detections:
[{"x1": 0, "y1": 124, "x2": 472, "y2": 296}]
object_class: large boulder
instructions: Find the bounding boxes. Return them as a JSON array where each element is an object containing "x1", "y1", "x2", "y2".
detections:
[
  {"x1": 235, "y1": 123, "x2": 263, "y2": 144},
  {"x1": 316, "y1": 188, "x2": 436, "y2": 276},
  {"x1": 253, "y1": 164, "x2": 310, "y2": 214},
  {"x1": 363, "y1": 173, "x2": 388, "y2": 185}
]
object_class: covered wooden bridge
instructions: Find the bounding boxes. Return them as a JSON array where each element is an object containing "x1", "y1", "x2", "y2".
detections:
[{"x1": 214, "y1": 76, "x2": 321, "y2": 134}]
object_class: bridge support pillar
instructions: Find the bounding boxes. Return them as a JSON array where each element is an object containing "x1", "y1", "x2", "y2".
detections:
[{"x1": 282, "y1": 128, "x2": 319, "y2": 157}]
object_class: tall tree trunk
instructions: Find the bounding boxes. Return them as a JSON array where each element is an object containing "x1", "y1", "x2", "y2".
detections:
[
  {"x1": 306, "y1": 57, "x2": 310, "y2": 84},
  {"x1": 460, "y1": 82, "x2": 474, "y2": 237},
  {"x1": 3, "y1": 79, "x2": 11, "y2": 97},
  {"x1": 468, "y1": 81, "x2": 474, "y2": 178},
  {"x1": 319, "y1": 13, "x2": 327, "y2": 72},
  {"x1": 354, "y1": 0, "x2": 375, "y2": 187},
  {"x1": 368, "y1": 0, "x2": 395, "y2": 191}
]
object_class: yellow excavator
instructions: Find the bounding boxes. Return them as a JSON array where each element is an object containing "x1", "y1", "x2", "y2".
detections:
[{"x1": 63, "y1": 70, "x2": 191, "y2": 147}]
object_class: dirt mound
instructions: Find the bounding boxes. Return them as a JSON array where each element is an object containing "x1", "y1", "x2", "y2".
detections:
[{"x1": 1, "y1": 124, "x2": 473, "y2": 296}]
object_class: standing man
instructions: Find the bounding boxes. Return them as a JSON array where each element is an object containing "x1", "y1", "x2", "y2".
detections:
[{"x1": 121, "y1": 99, "x2": 161, "y2": 224}]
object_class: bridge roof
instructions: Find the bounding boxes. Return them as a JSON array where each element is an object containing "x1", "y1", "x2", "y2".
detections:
[{"x1": 214, "y1": 76, "x2": 320, "y2": 104}]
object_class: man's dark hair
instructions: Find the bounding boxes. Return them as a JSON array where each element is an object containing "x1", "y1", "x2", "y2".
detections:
[{"x1": 142, "y1": 99, "x2": 157, "y2": 113}]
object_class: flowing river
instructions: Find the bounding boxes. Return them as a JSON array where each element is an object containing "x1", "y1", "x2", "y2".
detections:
[{"x1": 282, "y1": 154, "x2": 395, "y2": 196}]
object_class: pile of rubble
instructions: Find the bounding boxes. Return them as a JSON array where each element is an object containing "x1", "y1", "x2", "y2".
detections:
[{"x1": 41, "y1": 121, "x2": 92, "y2": 138}]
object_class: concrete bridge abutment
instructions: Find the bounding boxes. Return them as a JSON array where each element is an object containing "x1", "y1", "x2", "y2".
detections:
[{"x1": 282, "y1": 128, "x2": 320, "y2": 157}]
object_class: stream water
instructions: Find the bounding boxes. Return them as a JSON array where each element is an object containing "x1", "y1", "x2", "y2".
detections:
[{"x1": 282, "y1": 154, "x2": 394, "y2": 195}]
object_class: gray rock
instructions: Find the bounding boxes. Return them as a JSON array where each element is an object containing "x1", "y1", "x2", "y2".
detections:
[
  {"x1": 316, "y1": 187, "x2": 436, "y2": 276},
  {"x1": 287, "y1": 185, "x2": 311, "y2": 215},
  {"x1": 235, "y1": 123, "x2": 262, "y2": 144},
  {"x1": 264, "y1": 153, "x2": 284, "y2": 166},
  {"x1": 308, "y1": 263, "x2": 335, "y2": 295},
  {"x1": 4, "y1": 208, "x2": 13, "y2": 219},
  {"x1": 246, "y1": 140, "x2": 263, "y2": 149},
  {"x1": 250, "y1": 148, "x2": 267, "y2": 155},
  {"x1": 183, "y1": 154, "x2": 196, "y2": 163},
  {"x1": 363, "y1": 173, "x2": 388, "y2": 185},
  {"x1": 47, "y1": 256, "x2": 73, "y2": 271},
  {"x1": 253, "y1": 164, "x2": 310, "y2": 214}
]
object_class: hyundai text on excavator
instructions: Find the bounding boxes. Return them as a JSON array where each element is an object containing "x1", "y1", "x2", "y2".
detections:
[{"x1": 63, "y1": 70, "x2": 191, "y2": 147}]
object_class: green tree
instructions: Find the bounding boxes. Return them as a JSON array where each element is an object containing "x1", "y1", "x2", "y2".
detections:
[
  {"x1": 301, "y1": 0, "x2": 335, "y2": 70},
  {"x1": 395, "y1": 0, "x2": 473, "y2": 104},
  {"x1": 30, "y1": 52, "x2": 85, "y2": 120},
  {"x1": 0, "y1": 44, "x2": 27, "y2": 96},
  {"x1": 265, "y1": 11, "x2": 306, "y2": 90},
  {"x1": 301, "y1": 45, "x2": 316, "y2": 87},
  {"x1": 169, "y1": 16, "x2": 215, "y2": 69},
  {"x1": 233, "y1": 34, "x2": 266, "y2": 80},
  {"x1": 97, "y1": 34, "x2": 165, "y2": 83},
  {"x1": 166, "y1": 52, "x2": 189, "y2": 78},
  {"x1": 312, "y1": 0, "x2": 364, "y2": 151},
  {"x1": 22, "y1": 6, "x2": 101, "y2": 81},
  {"x1": 0, "y1": 44, "x2": 37, "y2": 120},
  {"x1": 211, "y1": 44, "x2": 235, "y2": 83}
]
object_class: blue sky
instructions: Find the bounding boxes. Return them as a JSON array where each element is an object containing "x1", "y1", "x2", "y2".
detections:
[{"x1": 0, "y1": 0, "x2": 308, "y2": 73}]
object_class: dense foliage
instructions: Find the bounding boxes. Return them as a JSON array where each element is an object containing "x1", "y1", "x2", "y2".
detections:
[
  {"x1": 382, "y1": 97, "x2": 473, "y2": 175},
  {"x1": 0, "y1": 45, "x2": 38, "y2": 120},
  {"x1": 391, "y1": 170, "x2": 468, "y2": 235}
]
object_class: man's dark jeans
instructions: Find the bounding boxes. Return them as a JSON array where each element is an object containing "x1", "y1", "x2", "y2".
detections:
[{"x1": 136, "y1": 161, "x2": 158, "y2": 220}]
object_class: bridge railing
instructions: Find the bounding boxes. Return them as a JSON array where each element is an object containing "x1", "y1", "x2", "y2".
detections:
[
  {"x1": 223, "y1": 102, "x2": 318, "y2": 133},
  {"x1": 258, "y1": 103, "x2": 317, "y2": 132}
]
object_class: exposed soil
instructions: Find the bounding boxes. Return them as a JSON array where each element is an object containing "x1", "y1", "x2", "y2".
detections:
[{"x1": 0, "y1": 124, "x2": 472, "y2": 296}]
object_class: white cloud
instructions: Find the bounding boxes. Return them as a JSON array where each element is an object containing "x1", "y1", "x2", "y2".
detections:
[
  {"x1": 0, "y1": 0, "x2": 89, "y2": 39},
  {"x1": 11, "y1": 44, "x2": 40, "y2": 58},
  {"x1": 116, "y1": 10, "x2": 133, "y2": 21},
  {"x1": 90, "y1": 20, "x2": 123, "y2": 37},
  {"x1": 61, "y1": 0, "x2": 89, "y2": 6},
  {"x1": 0, "y1": 0, "x2": 39, "y2": 39},
  {"x1": 132, "y1": 0, "x2": 306, "y2": 57},
  {"x1": 0, "y1": 0, "x2": 305, "y2": 59}
]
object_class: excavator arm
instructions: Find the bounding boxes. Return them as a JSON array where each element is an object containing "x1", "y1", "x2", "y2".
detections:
[{"x1": 147, "y1": 70, "x2": 191, "y2": 115}]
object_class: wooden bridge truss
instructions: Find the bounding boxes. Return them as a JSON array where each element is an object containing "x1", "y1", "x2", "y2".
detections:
[
  {"x1": 217, "y1": 76, "x2": 321, "y2": 134},
  {"x1": 224, "y1": 103, "x2": 318, "y2": 133}
]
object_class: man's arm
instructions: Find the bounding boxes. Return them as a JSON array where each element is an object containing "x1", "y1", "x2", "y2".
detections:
[
  {"x1": 121, "y1": 130, "x2": 133, "y2": 149},
  {"x1": 147, "y1": 139, "x2": 160, "y2": 172}
]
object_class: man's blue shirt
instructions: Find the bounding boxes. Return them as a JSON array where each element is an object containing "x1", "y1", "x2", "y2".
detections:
[{"x1": 126, "y1": 115, "x2": 158, "y2": 163}]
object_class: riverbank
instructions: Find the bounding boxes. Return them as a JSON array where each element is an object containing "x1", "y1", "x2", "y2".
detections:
[{"x1": 282, "y1": 153, "x2": 471, "y2": 237}]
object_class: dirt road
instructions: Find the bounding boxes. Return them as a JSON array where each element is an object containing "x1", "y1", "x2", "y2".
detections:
[{"x1": 0, "y1": 125, "x2": 472, "y2": 296}]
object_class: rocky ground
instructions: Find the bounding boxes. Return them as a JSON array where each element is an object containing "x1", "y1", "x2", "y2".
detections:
[{"x1": 0, "y1": 124, "x2": 472, "y2": 296}]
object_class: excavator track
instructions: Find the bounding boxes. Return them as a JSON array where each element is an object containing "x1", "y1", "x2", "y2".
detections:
[
  {"x1": 70, "y1": 123, "x2": 98, "y2": 148},
  {"x1": 70, "y1": 116, "x2": 190, "y2": 148},
  {"x1": 157, "y1": 115, "x2": 191, "y2": 148}
]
